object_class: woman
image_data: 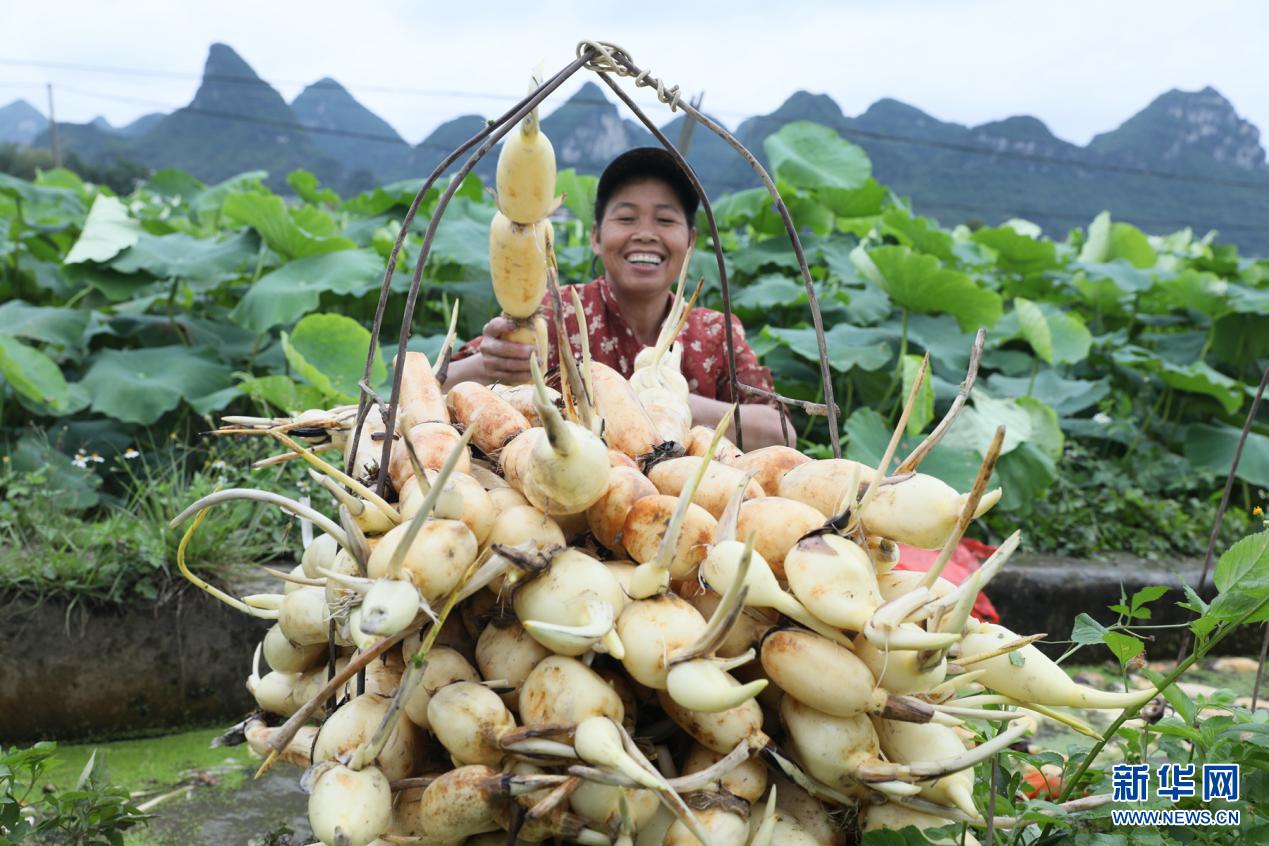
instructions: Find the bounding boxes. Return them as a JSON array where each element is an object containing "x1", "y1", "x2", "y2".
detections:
[{"x1": 444, "y1": 147, "x2": 792, "y2": 449}]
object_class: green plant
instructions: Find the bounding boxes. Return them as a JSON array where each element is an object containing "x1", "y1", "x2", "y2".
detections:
[
  {"x1": 0, "y1": 431, "x2": 303, "y2": 605},
  {"x1": 0, "y1": 742, "x2": 149, "y2": 845},
  {"x1": 982, "y1": 440, "x2": 1257, "y2": 560},
  {"x1": 1, "y1": 125, "x2": 1265, "y2": 582},
  {"x1": 246, "y1": 824, "x2": 298, "y2": 846},
  {"x1": 857, "y1": 531, "x2": 1269, "y2": 845}
]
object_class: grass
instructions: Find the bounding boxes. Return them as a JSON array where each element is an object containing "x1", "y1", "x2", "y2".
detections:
[
  {"x1": 31, "y1": 727, "x2": 301, "y2": 846},
  {"x1": 40, "y1": 727, "x2": 254, "y2": 795},
  {"x1": 0, "y1": 431, "x2": 308, "y2": 606},
  {"x1": 982, "y1": 440, "x2": 1259, "y2": 560}
]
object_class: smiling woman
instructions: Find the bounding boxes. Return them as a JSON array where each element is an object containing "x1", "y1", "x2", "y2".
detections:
[{"x1": 446, "y1": 147, "x2": 793, "y2": 449}]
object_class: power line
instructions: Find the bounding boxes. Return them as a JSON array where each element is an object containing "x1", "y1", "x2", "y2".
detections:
[
  {"x1": 6, "y1": 55, "x2": 1268, "y2": 192},
  {"x1": 735, "y1": 112, "x2": 1269, "y2": 191},
  {"x1": 47, "y1": 84, "x2": 464, "y2": 155},
  {"x1": 0, "y1": 56, "x2": 529, "y2": 103},
  {"x1": 7, "y1": 76, "x2": 1265, "y2": 238},
  {"x1": 0, "y1": 57, "x2": 653, "y2": 118},
  {"x1": 37, "y1": 82, "x2": 650, "y2": 155},
  {"x1": 34, "y1": 86, "x2": 1266, "y2": 236},
  {"x1": 53, "y1": 84, "x2": 409, "y2": 145}
]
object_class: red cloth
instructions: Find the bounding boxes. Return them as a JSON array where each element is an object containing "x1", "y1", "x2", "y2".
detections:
[
  {"x1": 894, "y1": 538, "x2": 1000, "y2": 624},
  {"x1": 455, "y1": 276, "x2": 779, "y2": 407}
]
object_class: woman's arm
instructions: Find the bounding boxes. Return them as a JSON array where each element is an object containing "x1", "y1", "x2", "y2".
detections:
[
  {"x1": 440, "y1": 353, "x2": 490, "y2": 388},
  {"x1": 688, "y1": 394, "x2": 796, "y2": 450},
  {"x1": 675, "y1": 312, "x2": 793, "y2": 450}
]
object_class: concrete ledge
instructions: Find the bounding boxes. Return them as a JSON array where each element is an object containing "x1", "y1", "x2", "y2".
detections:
[
  {"x1": 991, "y1": 553, "x2": 1259, "y2": 659},
  {"x1": 1, "y1": 554, "x2": 1256, "y2": 742},
  {"x1": 0, "y1": 575, "x2": 271, "y2": 744}
]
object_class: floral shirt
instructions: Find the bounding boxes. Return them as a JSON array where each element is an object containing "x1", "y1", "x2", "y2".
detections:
[{"x1": 455, "y1": 276, "x2": 778, "y2": 406}]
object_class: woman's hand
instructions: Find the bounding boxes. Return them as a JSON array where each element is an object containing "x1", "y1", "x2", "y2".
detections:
[
  {"x1": 477, "y1": 316, "x2": 535, "y2": 383},
  {"x1": 443, "y1": 316, "x2": 535, "y2": 389}
]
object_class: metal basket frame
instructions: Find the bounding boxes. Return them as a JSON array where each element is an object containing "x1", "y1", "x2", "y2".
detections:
[{"x1": 348, "y1": 41, "x2": 842, "y2": 497}]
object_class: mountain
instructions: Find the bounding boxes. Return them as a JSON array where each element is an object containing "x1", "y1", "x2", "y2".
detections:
[
  {"x1": 540, "y1": 82, "x2": 656, "y2": 175},
  {"x1": 34, "y1": 120, "x2": 131, "y2": 163},
  {"x1": 734, "y1": 91, "x2": 850, "y2": 157},
  {"x1": 412, "y1": 114, "x2": 489, "y2": 177},
  {"x1": 855, "y1": 97, "x2": 968, "y2": 143},
  {"x1": 700, "y1": 87, "x2": 1268, "y2": 253},
  {"x1": 0, "y1": 99, "x2": 48, "y2": 144},
  {"x1": 7, "y1": 46, "x2": 1266, "y2": 254},
  {"x1": 119, "y1": 113, "x2": 164, "y2": 137},
  {"x1": 662, "y1": 111, "x2": 740, "y2": 193},
  {"x1": 739, "y1": 92, "x2": 848, "y2": 138},
  {"x1": 291, "y1": 77, "x2": 412, "y2": 190},
  {"x1": 969, "y1": 116, "x2": 1083, "y2": 159},
  {"x1": 27, "y1": 44, "x2": 341, "y2": 190},
  {"x1": 1089, "y1": 86, "x2": 1266, "y2": 172},
  {"x1": 129, "y1": 43, "x2": 339, "y2": 189},
  {"x1": 457, "y1": 82, "x2": 657, "y2": 184}
]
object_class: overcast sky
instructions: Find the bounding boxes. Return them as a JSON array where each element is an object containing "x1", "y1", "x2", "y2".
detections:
[{"x1": 2, "y1": 0, "x2": 1266, "y2": 148}]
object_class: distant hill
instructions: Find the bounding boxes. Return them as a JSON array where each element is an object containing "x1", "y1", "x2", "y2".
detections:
[
  {"x1": 662, "y1": 110, "x2": 738, "y2": 193},
  {"x1": 9, "y1": 44, "x2": 1268, "y2": 253},
  {"x1": 118, "y1": 113, "x2": 165, "y2": 137},
  {"x1": 540, "y1": 82, "x2": 656, "y2": 174},
  {"x1": 129, "y1": 43, "x2": 340, "y2": 189},
  {"x1": 1089, "y1": 86, "x2": 1266, "y2": 172},
  {"x1": 0, "y1": 99, "x2": 48, "y2": 144},
  {"x1": 720, "y1": 88, "x2": 1268, "y2": 253},
  {"x1": 29, "y1": 44, "x2": 340, "y2": 191},
  {"x1": 413, "y1": 114, "x2": 489, "y2": 178},
  {"x1": 458, "y1": 81, "x2": 659, "y2": 183},
  {"x1": 291, "y1": 77, "x2": 413, "y2": 191}
]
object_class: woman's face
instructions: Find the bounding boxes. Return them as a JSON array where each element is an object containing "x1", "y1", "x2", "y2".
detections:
[{"x1": 591, "y1": 178, "x2": 693, "y2": 301}]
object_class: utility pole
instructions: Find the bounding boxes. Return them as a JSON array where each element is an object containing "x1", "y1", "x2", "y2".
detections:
[
  {"x1": 46, "y1": 83, "x2": 61, "y2": 167},
  {"x1": 677, "y1": 92, "x2": 705, "y2": 157}
]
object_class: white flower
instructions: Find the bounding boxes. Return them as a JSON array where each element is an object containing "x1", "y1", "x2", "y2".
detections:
[
  {"x1": 1092, "y1": 412, "x2": 1112, "y2": 426},
  {"x1": 123, "y1": 448, "x2": 140, "y2": 460},
  {"x1": 89, "y1": 453, "x2": 105, "y2": 463},
  {"x1": 72, "y1": 455, "x2": 90, "y2": 469}
]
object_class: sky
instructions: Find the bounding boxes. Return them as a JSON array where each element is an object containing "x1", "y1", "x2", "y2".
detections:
[{"x1": 1, "y1": 0, "x2": 1267, "y2": 148}]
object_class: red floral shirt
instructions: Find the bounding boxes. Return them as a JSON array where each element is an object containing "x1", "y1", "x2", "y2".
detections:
[{"x1": 455, "y1": 276, "x2": 778, "y2": 406}]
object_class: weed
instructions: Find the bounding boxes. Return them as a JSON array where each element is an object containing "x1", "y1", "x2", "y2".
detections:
[
  {"x1": 0, "y1": 431, "x2": 306, "y2": 606},
  {"x1": 983, "y1": 440, "x2": 1257, "y2": 560},
  {"x1": 0, "y1": 742, "x2": 149, "y2": 844}
]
